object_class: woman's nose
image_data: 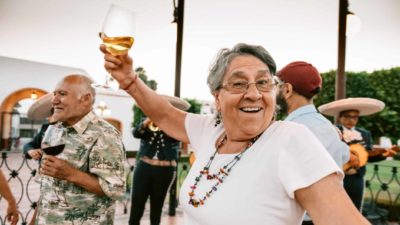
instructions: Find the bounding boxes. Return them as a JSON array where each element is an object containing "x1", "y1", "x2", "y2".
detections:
[{"x1": 244, "y1": 83, "x2": 262, "y2": 99}]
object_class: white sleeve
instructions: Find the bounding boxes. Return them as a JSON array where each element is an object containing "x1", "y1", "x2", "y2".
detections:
[
  {"x1": 278, "y1": 123, "x2": 343, "y2": 199},
  {"x1": 185, "y1": 113, "x2": 215, "y2": 154}
]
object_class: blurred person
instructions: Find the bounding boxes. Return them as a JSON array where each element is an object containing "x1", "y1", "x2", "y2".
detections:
[
  {"x1": 276, "y1": 61, "x2": 350, "y2": 225},
  {"x1": 129, "y1": 96, "x2": 189, "y2": 225},
  {"x1": 24, "y1": 94, "x2": 56, "y2": 162},
  {"x1": 23, "y1": 93, "x2": 56, "y2": 225},
  {"x1": 35, "y1": 75, "x2": 126, "y2": 225},
  {"x1": 319, "y1": 98, "x2": 397, "y2": 210},
  {"x1": 0, "y1": 169, "x2": 19, "y2": 225},
  {"x1": 101, "y1": 43, "x2": 370, "y2": 225}
]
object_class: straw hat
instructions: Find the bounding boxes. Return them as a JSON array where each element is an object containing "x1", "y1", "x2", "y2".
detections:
[
  {"x1": 318, "y1": 97, "x2": 385, "y2": 117},
  {"x1": 162, "y1": 95, "x2": 191, "y2": 111},
  {"x1": 27, "y1": 93, "x2": 53, "y2": 120}
]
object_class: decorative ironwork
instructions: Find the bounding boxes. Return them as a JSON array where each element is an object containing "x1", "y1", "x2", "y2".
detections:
[
  {"x1": 2, "y1": 151, "x2": 398, "y2": 224},
  {"x1": 364, "y1": 163, "x2": 400, "y2": 224},
  {"x1": 0, "y1": 150, "x2": 192, "y2": 225}
]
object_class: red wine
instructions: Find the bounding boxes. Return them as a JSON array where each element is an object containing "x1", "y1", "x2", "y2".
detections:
[{"x1": 42, "y1": 144, "x2": 65, "y2": 156}]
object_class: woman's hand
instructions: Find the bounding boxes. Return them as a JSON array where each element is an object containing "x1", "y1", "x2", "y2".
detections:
[
  {"x1": 100, "y1": 44, "x2": 137, "y2": 90},
  {"x1": 6, "y1": 200, "x2": 19, "y2": 225}
]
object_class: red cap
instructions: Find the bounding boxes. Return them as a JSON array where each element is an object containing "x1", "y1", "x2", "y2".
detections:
[{"x1": 277, "y1": 61, "x2": 322, "y2": 98}]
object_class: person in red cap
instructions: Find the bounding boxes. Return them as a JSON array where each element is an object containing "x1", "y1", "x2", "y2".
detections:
[{"x1": 276, "y1": 61, "x2": 350, "y2": 225}]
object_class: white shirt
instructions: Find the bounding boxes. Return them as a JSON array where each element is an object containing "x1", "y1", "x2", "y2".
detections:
[{"x1": 180, "y1": 114, "x2": 342, "y2": 225}]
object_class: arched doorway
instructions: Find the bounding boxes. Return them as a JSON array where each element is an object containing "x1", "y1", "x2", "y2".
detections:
[{"x1": 0, "y1": 88, "x2": 48, "y2": 150}]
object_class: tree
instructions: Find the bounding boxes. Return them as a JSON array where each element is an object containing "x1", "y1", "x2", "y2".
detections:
[
  {"x1": 131, "y1": 67, "x2": 203, "y2": 128},
  {"x1": 184, "y1": 98, "x2": 202, "y2": 114}
]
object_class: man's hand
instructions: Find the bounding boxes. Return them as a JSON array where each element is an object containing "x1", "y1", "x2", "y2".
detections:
[
  {"x1": 382, "y1": 146, "x2": 397, "y2": 157},
  {"x1": 142, "y1": 118, "x2": 151, "y2": 128},
  {"x1": 27, "y1": 149, "x2": 42, "y2": 160},
  {"x1": 40, "y1": 156, "x2": 77, "y2": 181},
  {"x1": 348, "y1": 152, "x2": 360, "y2": 169},
  {"x1": 7, "y1": 200, "x2": 19, "y2": 225}
]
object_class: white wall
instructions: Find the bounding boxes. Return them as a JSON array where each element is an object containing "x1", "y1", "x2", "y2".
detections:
[
  {"x1": 95, "y1": 90, "x2": 139, "y2": 150},
  {"x1": 0, "y1": 56, "x2": 140, "y2": 151}
]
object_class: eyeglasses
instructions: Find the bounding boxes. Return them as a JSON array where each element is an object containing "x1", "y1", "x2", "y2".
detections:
[
  {"x1": 342, "y1": 115, "x2": 359, "y2": 120},
  {"x1": 220, "y1": 78, "x2": 278, "y2": 94}
]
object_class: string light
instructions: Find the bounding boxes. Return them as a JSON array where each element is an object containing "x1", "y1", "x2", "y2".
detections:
[
  {"x1": 95, "y1": 101, "x2": 111, "y2": 116},
  {"x1": 30, "y1": 91, "x2": 38, "y2": 100}
]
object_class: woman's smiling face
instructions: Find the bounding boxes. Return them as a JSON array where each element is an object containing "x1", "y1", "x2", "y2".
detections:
[{"x1": 214, "y1": 55, "x2": 277, "y2": 141}]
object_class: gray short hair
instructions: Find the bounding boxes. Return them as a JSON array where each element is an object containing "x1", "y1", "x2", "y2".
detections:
[
  {"x1": 207, "y1": 43, "x2": 276, "y2": 94},
  {"x1": 61, "y1": 74, "x2": 96, "y2": 104}
]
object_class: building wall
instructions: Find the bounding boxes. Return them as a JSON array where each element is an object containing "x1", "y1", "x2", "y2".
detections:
[{"x1": 0, "y1": 56, "x2": 139, "y2": 151}]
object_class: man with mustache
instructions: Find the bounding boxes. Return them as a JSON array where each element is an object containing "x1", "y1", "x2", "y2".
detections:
[
  {"x1": 276, "y1": 61, "x2": 350, "y2": 225},
  {"x1": 35, "y1": 74, "x2": 126, "y2": 225}
]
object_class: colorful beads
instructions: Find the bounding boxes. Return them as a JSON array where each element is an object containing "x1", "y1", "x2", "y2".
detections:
[{"x1": 187, "y1": 132, "x2": 262, "y2": 208}]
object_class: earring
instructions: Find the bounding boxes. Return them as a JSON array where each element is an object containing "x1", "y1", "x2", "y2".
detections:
[
  {"x1": 272, "y1": 111, "x2": 277, "y2": 121},
  {"x1": 214, "y1": 112, "x2": 222, "y2": 127}
]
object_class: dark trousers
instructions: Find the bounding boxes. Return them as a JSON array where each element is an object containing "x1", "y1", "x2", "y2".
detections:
[
  {"x1": 302, "y1": 221, "x2": 314, "y2": 225},
  {"x1": 129, "y1": 161, "x2": 175, "y2": 225},
  {"x1": 344, "y1": 174, "x2": 364, "y2": 210}
]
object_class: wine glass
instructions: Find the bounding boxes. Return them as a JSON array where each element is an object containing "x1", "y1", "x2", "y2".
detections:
[
  {"x1": 93, "y1": 4, "x2": 137, "y2": 91},
  {"x1": 41, "y1": 125, "x2": 65, "y2": 156}
]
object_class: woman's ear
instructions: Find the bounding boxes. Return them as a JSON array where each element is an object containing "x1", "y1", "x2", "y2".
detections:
[{"x1": 213, "y1": 91, "x2": 220, "y2": 111}]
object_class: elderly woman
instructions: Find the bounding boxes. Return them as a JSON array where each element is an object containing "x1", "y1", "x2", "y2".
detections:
[{"x1": 101, "y1": 43, "x2": 369, "y2": 225}]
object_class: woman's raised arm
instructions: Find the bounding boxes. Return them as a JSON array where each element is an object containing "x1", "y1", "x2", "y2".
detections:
[{"x1": 100, "y1": 45, "x2": 189, "y2": 143}]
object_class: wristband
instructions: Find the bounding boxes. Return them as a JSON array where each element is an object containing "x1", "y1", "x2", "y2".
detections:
[{"x1": 122, "y1": 75, "x2": 138, "y2": 91}]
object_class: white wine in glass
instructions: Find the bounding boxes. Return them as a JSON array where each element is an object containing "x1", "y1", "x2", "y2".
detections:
[
  {"x1": 102, "y1": 4, "x2": 136, "y2": 55},
  {"x1": 94, "y1": 4, "x2": 136, "y2": 90},
  {"x1": 103, "y1": 35, "x2": 134, "y2": 56}
]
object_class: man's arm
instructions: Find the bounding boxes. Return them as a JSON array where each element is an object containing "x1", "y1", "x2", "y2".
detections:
[
  {"x1": 23, "y1": 124, "x2": 48, "y2": 159},
  {"x1": 41, "y1": 156, "x2": 105, "y2": 196},
  {"x1": 132, "y1": 117, "x2": 151, "y2": 138}
]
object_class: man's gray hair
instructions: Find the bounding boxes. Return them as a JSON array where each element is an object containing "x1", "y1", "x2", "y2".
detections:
[
  {"x1": 61, "y1": 74, "x2": 96, "y2": 104},
  {"x1": 207, "y1": 43, "x2": 276, "y2": 94}
]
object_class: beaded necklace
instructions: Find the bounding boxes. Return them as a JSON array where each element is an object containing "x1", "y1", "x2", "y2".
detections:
[{"x1": 188, "y1": 132, "x2": 262, "y2": 207}]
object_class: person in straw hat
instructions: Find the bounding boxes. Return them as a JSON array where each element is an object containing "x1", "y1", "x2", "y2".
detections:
[
  {"x1": 23, "y1": 93, "x2": 57, "y2": 225},
  {"x1": 276, "y1": 61, "x2": 350, "y2": 225},
  {"x1": 318, "y1": 97, "x2": 397, "y2": 210},
  {"x1": 129, "y1": 95, "x2": 190, "y2": 225},
  {"x1": 23, "y1": 93, "x2": 56, "y2": 161}
]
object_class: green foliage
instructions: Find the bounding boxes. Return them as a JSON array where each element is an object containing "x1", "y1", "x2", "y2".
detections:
[
  {"x1": 314, "y1": 67, "x2": 400, "y2": 144},
  {"x1": 131, "y1": 67, "x2": 203, "y2": 128},
  {"x1": 132, "y1": 67, "x2": 157, "y2": 127},
  {"x1": 184, "y1": 98, "x2": 202, "y2": 114}
]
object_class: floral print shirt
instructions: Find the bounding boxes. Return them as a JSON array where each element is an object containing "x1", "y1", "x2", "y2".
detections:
[{"x1": 37, "y1": 111, "x2": 126, "y2": 225}]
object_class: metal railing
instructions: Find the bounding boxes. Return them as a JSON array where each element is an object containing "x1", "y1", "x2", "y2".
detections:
[
  {"x1": 0, "y1": 150, "x2": 191, "y2": 225},
  {"x1": 364, "y1": 162, "x2": 400, "y2": 224},
  {"x1": 2, "y1": 150, "x2": 398, "y2": 225}
]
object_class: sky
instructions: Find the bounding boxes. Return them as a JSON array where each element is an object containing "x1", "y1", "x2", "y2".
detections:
[{"x1": 0, "y1": 0, "x2": 399, "y2": 101}]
